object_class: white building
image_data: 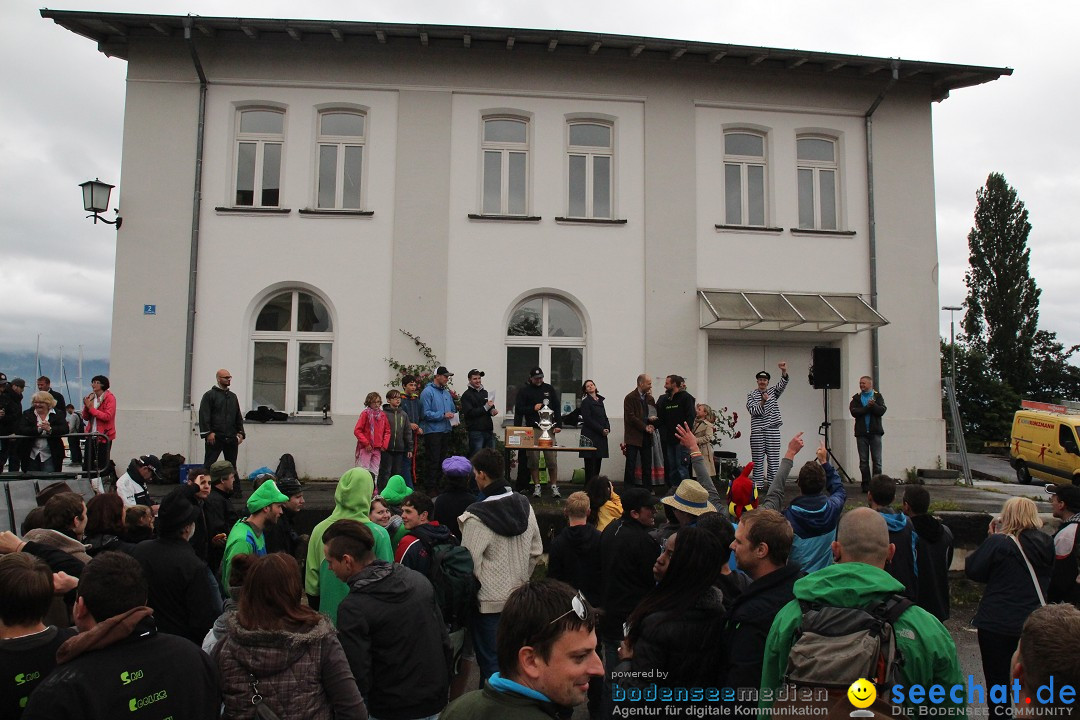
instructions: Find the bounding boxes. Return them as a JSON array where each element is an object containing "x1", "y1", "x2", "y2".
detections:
[{"x1": 45, "y1": 11, "x2": 1008, "y2": 479}]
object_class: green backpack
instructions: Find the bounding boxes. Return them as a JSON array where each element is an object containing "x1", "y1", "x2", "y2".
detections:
[{"x1": 421, "y1": 538, "x2": 480, "y2": 632}]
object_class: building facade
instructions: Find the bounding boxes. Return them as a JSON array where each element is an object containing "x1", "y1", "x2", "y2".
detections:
[{"x1": 45, "y1": 11, "x2": 1008, "y2": 479}]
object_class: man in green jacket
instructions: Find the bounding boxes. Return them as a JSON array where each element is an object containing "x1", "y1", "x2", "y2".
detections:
[
  {"x1": 441, "y1": 579, "x2": 605, "y2": 719},
  {"x1": 305, "y1": 467, "x2": 392, "y2": 624},
  {"x1": 220, "y1": 479, "x2": 288, "y2": 592},
  {"x1": 761, "y1": 507, "x2": 962, "y2": 712}
]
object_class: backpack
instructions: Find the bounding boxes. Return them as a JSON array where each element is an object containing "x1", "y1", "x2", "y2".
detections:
[
  {"x1": 420, "y1": 537, "x2": 479, "y2": 632},
  {"x1": 785, "y1": 594, "x2": 912, "y2": 694},
  {"x1": 275, "y1": 453, "x2": 298, "y2": 480}
]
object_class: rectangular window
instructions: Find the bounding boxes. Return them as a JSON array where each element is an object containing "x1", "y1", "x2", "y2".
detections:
[
  {"x1": 723, "y1": 132, "x2": 767, "y2": 226},
  {"x1": 252, "y1": 341, "x2": 288, "y2": 410},
  {"x1": 797, "y1": 137, "x2": 839, "y2": 230},
  {"x1": 235, "y1": 109, "x2": 285, "y2": 208},
  {"x1": 297, "y1": 343, "x2": 332, "y2": 412},
  {"x1": 317, "y1": 111, "x2": 366, "y2": 210},
  {"x1": 567, "y1": 122, "x2": 613, "y2": 219},
  {"x1": 482, "y1": 118, "x2": 529, "y2": 215}
]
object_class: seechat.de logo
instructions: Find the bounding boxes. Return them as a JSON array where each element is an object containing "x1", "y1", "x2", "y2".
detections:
[{"x1": 848, "y1": 678, "x2": 877, "y2": 717}]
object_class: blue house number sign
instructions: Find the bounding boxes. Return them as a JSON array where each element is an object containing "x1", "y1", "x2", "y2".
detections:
[{"x1": 144, "y1": 304, "x2": 156, "y2": 315}]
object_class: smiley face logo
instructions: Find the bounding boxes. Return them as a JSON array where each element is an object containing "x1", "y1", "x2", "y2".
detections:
[{"x1": 847, "y1": 678, "x2": 876, "y2": 709}]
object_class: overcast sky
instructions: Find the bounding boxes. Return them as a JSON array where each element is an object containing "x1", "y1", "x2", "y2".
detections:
[{"x1": 5, "y1": 0, "x2": 1077, "y2": 360}]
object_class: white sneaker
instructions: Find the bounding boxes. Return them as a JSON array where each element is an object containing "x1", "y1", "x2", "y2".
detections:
[
  {"x1": 550, "y1": 486, "x2": 562, "y2": 499},
  {"x1": 533, "y1": 484, "x2": 543, "y2": 498}
]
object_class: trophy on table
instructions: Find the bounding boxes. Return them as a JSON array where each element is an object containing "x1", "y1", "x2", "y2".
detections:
[{"x1": 537, "y1": 399, "x2": 555, "y2": 448}]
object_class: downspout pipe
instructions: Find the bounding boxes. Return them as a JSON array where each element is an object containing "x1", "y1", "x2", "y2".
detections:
[
  {"x1": 183, "y1": 17, "x2": 208, "y2": 412},
  {"x1": 864, "y1": 59, "x2": 900, "y2": 388}
]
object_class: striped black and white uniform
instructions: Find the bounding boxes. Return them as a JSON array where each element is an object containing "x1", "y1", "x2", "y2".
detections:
[{"x1": 746, "y1": 374, "x2": 789, "y2": 491}]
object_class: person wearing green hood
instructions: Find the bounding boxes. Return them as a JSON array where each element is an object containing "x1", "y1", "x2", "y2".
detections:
[
  {"x1": 761, "y1": 507, "x2": 961, "y2": 712},
  {"x1": 220, "y1": 479, "x2": 289, "y2": 594},
  {"x1": 380, "y1": 473, "x2": 414, "y2": 546},
  {"x1": 306, "y1": 467, "x2": 393, "y2": 624}
]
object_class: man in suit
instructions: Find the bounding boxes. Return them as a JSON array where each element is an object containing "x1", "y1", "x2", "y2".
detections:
[{"x1": 622, "y1": 374, "x2": 657, "y2": 487}]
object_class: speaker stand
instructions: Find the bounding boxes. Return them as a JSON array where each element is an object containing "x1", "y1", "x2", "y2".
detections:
[{"x1": 818, "y1": 388, "x2": 853, "y2": 483}]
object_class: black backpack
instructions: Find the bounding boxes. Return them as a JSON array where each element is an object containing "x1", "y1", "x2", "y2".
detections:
[
  {"x1": 785, "y1": 594, "x2": 912, "y2": 694},
  {"x1": 419, "y1": 536, "x2": 479, "y2": 632}
]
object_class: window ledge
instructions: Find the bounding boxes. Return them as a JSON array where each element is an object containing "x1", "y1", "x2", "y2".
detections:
[
  {"x1": 467, "y1": 214, "x2": 542, "y2": 222},
  {"x1": 714, "y1": 224, "x2": 784, "y2": 234},
  {"x1": 247, "y1": 415, "x2": 334, "y2": 426},
  {"x1": 215, "y1": 207, "x2": 292, "y2": 215},
  {"x1": 789, "y1": 228, "x2": 857, "y2": 237},
  {"x1": 553, "y1": 217, "x2": 628, "y2": 225},
  {"x1": 298, "y1": 208, "x2": 374, "y2": 217}
]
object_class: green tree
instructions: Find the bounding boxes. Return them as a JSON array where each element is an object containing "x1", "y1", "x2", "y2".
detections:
[
  {"x1": 941, "y1": 339, "x2": 1018, "y2": 449},
  {"x1": 961, "y1": 172, "x2": 1041, "y2": 394},
  {"x1": 1029, "y1": 330, "x2": 1080, "y2": 403}
]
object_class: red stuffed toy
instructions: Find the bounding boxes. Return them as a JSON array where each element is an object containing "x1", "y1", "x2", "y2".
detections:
[{"x1": 727, "y1": 461, "x2": 759, "y2": 520}]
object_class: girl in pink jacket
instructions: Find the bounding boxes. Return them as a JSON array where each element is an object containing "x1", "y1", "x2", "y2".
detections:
[{"x1": 354, "y1": 392, "x2": 390, "y2": 473}]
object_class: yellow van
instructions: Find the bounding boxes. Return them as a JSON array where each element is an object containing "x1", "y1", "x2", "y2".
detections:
[{"x1": 1010, "y1": 409, "x2": 1080, "y2": 485}]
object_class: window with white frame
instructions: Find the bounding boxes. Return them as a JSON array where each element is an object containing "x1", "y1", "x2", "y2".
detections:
[
  {"x1": 316, "y1": 111, "x2": 366, "y2": 210},
  {"x1": 505, "y1": 295, "x2": 585, "y2": 416},
  {"x1": 235, "y1": 108, "x2": 284, "y2": 207},
  {"x1": 251, "y1": 290, "x2": 333, "y2": 414},
  {"x1": 481, "y1": 117, "x2": 529, "y2": 215},
  {"x1": 723, "y1": 131, "x2": 767, "y2": 226},
  {"x1": 797, "y1": 137, "x2": 839, "y2": 230},
  {"x1": 567, "y1": 121, "x2": 613, "y2": 219}
]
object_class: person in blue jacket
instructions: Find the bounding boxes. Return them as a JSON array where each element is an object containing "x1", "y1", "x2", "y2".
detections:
[
  {"x1": 759, "y1": 432, "x2": 846, "y2": 573},
  {"x1": 419, "y1": 366, "x2": 457, "y2": 494}
]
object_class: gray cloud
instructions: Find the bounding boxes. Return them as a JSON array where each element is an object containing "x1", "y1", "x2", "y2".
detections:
[{"x1": 5, "y1": 0, "x2": 1077, "y2": 356}]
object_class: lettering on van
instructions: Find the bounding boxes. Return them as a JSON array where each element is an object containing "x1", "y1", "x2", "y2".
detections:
[{"x1": 1020, "y1": 418, "x2": 1056, "y2": 430}]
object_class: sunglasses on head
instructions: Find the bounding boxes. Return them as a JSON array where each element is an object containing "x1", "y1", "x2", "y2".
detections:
[{"x1": 549, "y1": 590, "x2": 589, "y2": 626}]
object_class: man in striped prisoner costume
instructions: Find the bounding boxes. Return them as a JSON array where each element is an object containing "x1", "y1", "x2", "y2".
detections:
[{"x1": 746, "y1": 362, "x2": 789, "y2": 492}]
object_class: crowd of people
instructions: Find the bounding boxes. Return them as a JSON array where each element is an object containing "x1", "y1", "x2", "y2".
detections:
[{"x1": 4, "y1": 366, "x2": 1080, "y2": 719}]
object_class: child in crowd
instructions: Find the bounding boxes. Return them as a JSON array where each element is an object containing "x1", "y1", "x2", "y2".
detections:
[
  {"x1": 379, "y1": 389, "x2": 414, "y2": 489},
  {"x1": 354, "y1": 391, "x2": 390, "y2": 474}
]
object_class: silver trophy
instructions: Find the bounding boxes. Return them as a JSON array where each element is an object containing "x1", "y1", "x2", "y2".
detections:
[{"x1": 537, "y1": 399, "x2": 555, "y2": 448}]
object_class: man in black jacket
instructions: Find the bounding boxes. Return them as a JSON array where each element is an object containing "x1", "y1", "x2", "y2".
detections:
[
  {"x1": 656, "y1": 374, "x2": 695, "y2": 487},
  {"x1": 513, "y1": 367, "x2": 562, "y2": 498},
  {"x1": 724, "y1": 508, "x2": 800, "y2": 705},
  {"x1": 868, "y1": 474, "x2": 919, "y2": 601},
  {"x1": 0, "y1": 375, "x2": 25, "y2": 472},
  {"x1": 204, "y1": 460, "x2": 238, "y2": 580},
  {"x1": 461, "y1": 369, "x2": 498, "y2": 457},
  {"x1": 325, "y1": 519, "x2": 451, "y2": 720},
  {"x1": 599, "y1": 487, "x2": 660, "y2": 714},
  {"x1": 1045, "y1": 482, "x2": 1080, "y2": 606},
  {"x1": 850, "y1": 375, "x2": 886, "y2": 493},
  {"x1": 198, "y1": 368, "x2": 245, "y2": 467},
  {"x1": 131, "y1": 490, "x2": 220, "y2": 644},
  {"x1": 22, "y1": 551, "x2": 219, "y2": 720}
]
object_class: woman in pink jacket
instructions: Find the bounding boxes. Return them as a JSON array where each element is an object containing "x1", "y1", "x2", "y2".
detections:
[
  {"x1": 82, "y1": 374, "x2": 116, "y2": 489},
  {"x1": 354, "y1": 392, "x2": 390, "y2": 473}
]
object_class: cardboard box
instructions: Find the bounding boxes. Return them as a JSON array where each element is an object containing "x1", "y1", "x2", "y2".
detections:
[{"x1": 505, "y1": 426, "x2": 535, "y2": 448}]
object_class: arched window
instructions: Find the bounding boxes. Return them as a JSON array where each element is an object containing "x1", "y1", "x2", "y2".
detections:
[
  {"x1": 723, "y1": 130, "x2": 767, "y2": 226},
  {"x1": 251, "y1": 289, "x2": 334, "y2": 414},
  {"x1": 235, "y1": 107, "x2": 285, "y2": 207},
  {"x1": 797, "y1": 136, "x2": 839, "y2": 230},
  {"x1": 316, "y1": 110, "x2": 366, "y2": 209},
  {"x1": 566, "y1": 120, "x2": 613, "y2": 219},
  {"x1": 481, "y1": 116, "x2": 529, "y2": 215},
  {"x1": 504, "y1": 295, "x2": 585, "y2": 415}
]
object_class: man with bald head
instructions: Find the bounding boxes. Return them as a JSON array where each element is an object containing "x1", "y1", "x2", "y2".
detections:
[
  {"x1": 761, "y1": 508, "x2": 962, "y2": 707},
  {"x1": 199, "y1": 368, "x2": 246, "y2": 467}
]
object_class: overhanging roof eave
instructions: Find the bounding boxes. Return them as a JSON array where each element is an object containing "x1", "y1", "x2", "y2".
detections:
[{"x1": 39, "y1": 9, "x2": 1012, "y2": 93}]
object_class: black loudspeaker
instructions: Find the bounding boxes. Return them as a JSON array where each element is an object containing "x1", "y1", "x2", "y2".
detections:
[{"x1": 811, "y1": 347, "x2": 842, "y2": 389}]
